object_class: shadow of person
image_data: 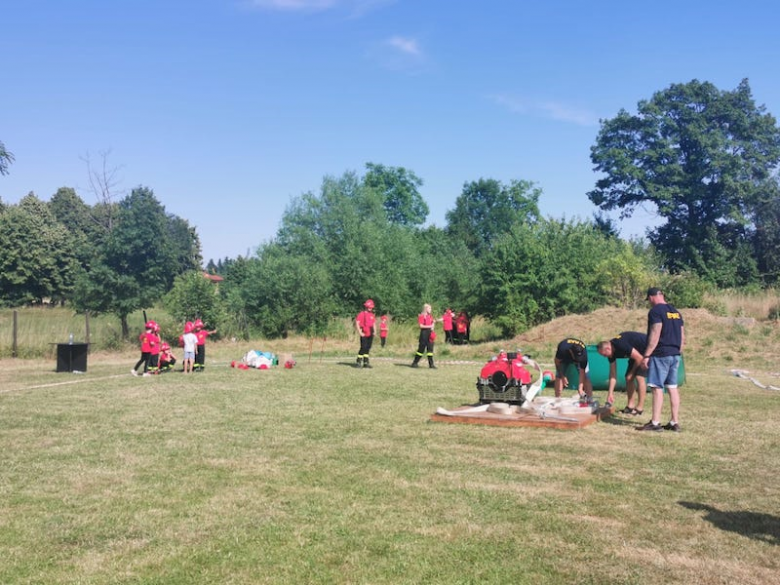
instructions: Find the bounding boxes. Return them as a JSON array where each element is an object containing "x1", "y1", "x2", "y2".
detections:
[{"x1": 679, "y1": 501, "x2": 780, "y2": 545}]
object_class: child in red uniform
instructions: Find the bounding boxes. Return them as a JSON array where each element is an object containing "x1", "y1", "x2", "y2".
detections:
[
  {"x1": 455, "y1": 311, "x2": 469, "y2": 345},
  {"x1": 158, "y1": 342, "x2": 177, "y2": 372},
  {"x1": 147, "y1": 321, "x2": 161, "y2": 375},
  {"x1": 355, "y1": 299, "x2": 376, "y2": 368},
  {"x1": 193, "y1": 319, "x2": 217, "y2": 372},
  {"x1": 131, "y1": 322, "x2": 155, "y2": 376},
  {"x1": 379, "y1": 314, "x2": 389, "y2": 348}
]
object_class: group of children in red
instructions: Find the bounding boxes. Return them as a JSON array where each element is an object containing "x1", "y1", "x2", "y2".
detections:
[
  {"x1": 441, "y1": 308, "x2": 470, "y2": 345},
  {"x1": 355, "y1": 300, "x2": 472, "y2": 369},
  {"x1": 130, "y1": 319, "x2": 216, "y2": 376}
]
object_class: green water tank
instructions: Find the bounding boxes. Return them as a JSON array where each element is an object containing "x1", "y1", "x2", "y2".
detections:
[{"x1": 564, "y1": 345, "x2": 686, "y2": 391}]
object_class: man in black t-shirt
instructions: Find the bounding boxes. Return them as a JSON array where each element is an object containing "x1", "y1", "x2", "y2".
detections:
[
  {"x1": 597, "y1": 331, "x2": 648, "y2": 414},
  {"x1": 638, "y1": 287, "x2": 686, "y2": 432},
  {"x1": 554, "y1": 338, "x2": 593, "y2": 401}
]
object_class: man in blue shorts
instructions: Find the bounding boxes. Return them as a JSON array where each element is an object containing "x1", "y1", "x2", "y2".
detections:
[{"x1": 637, "y1": 287, "x2": 686, "y2": 432}]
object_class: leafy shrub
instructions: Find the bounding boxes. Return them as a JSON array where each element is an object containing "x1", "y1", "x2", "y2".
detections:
[
  {"x1": 660, "y1": 272, "x2": 707, "y2": 308},
  {"x1": 703, "y1": 298, "x2": 728, "y2": 316}
]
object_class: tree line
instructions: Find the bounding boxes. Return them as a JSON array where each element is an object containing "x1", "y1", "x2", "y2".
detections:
[
  {"x1": 0, "y1": 187, "x2": 202, "y2": 338},
  {"x1": 2, "y1": 78, "x2": 780, "y2": 340}
]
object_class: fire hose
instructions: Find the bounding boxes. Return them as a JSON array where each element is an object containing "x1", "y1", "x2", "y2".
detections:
[{"x1": 730, "y1": 369, "x2": 780, "y2": 390}]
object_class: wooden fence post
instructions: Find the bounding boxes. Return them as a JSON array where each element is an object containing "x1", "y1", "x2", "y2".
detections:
[{"x1": 12, "y1": 310, "x2": 18, "y2": 358}]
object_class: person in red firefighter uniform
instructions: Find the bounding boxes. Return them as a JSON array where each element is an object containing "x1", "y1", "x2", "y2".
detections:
[
  {"x1": 411, "y1": 303, "x2": 437, "y2": 369},
  {"x1": 147, "y1": 321, "x2": 161, "y2": 375},
  {"x1": 455, "y1": 311, "x2": 469, "y2": 345},
  {"x1": 442, "y1": 308, "x2": 454, "y2": 344},
  {"x1": 193, "y1": 318, "x2": 217, "y2": 372},
  {"x1": 379, "y1": 314, "x2": 389, "y2": 348},
  {"x1": 355, "y1": 299, "x2": 376, "y2": 368},
  {"x1": 131, "y1": 322, "x2": 155, "y2": 376},
  {"x1": 158, "y1": 342, "x2": 177, "y2": 372}
]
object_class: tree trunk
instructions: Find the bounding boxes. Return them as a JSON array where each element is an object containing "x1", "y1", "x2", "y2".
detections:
[{"x1": 121, "y1": 315, "x2": 130, "y2": 340}]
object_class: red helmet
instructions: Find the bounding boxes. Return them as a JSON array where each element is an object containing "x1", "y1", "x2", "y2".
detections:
[
  {"x1": 194, "y1": 319, "x2": 204, "y2": 329},
  {"x1": 184, "y1": 321, "x2": 194, "y2": 333},
  {"x1": 145, "y1": 321, "x2": 155, "y2": 330},
  {"x1": 364, "y1": 299, "x2": 375, "y2": 309},
  {"x1": 161, "y1": 342, "x2": 170, "y2": 351}
]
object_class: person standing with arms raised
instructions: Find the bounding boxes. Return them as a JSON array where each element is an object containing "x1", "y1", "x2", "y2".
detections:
[{"x1": 637, "y1": 287, "x2": 685, "y2": 432}]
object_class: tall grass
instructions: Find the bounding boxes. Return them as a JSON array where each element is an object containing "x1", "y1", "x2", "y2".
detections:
[
  {"x1": 703, "y1": 287, "x2": 780, "y2": 319},
  {"x1": 0, "y1": 308, "x2": 167, "y2": 358}
]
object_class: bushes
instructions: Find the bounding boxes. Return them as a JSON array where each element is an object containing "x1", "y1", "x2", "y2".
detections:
[{"x1": 658, "y1": 272, "x2": 707, "y2": 308}]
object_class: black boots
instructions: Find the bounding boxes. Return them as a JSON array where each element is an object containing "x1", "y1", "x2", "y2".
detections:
[{"x1": 411, "y1": 355, "x2": 436, "y2": 368}]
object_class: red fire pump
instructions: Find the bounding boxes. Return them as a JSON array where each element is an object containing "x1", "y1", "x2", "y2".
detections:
[{"x1": 476, "y1": 350, "x2": 537, "y2": 404}]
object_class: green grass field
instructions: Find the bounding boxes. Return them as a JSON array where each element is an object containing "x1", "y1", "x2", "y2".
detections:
[{"x1": 1, "y1": 327, "x2": 779, "y2": 584}]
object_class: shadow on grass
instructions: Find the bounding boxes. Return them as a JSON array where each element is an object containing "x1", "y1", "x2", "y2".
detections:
[
  {"x1": 679, "y1": 501, "x2": 780, "y2": 545},
  {"x1": 599, "y1": 413, "x2": 646, "y2": 427},
  {"x1": 336, "y1": 361, "x2": 363, "y2": 368}
]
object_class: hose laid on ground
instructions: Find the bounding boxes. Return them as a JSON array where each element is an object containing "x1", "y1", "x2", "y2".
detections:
[
  {"x1": 730, "y1": 369, "x2": 780, "y2": 391},
  {"x1": 435, "y1": 404, "x2": 490, "y2": 417}
]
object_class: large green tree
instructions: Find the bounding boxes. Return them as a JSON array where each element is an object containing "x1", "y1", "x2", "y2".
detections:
[
  {"x1": 277, "y1": 171, "x2": 394, "y2": 316},
  {"x1": 240, "y1": 244, "x2": 335, "y2": 338},
  {"x1": 364, "y1": 162, "x2": 428, "y2": 227},
  {"x1": 48, "y1": 187, "x2": 107, "y2": 268},
  {"x1": 476, "y1": 218, "x2": 616, "y2": 336},
  {"x1": 73, "y1": 186, "x2": 200, "y2": 337},
  {"x1": 446, "y1": 178, "x2": 541, "y2": 256},
  {"x1": 163, "y1": 270, "x2": 225, "y2": 334},
  {"x1": 274, "y1": 169, "x2": 475, "y2": 322},
  {"x1": 0, "y1": 193, "x2": 78, "y2": 305},
  {"x1": 753, "y1": 177, "x2": 780, "y2": 284},
  {"x1": 166, "y1": 214, "x2": 203, "y2": 279},
  {"x1": 588, "y1": 79, "x2": 780, "y2": 287}
]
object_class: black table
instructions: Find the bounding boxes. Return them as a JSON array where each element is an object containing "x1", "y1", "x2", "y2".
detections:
[{"x1": 56, "y1": 343, "x2": 89, "y2": 373}]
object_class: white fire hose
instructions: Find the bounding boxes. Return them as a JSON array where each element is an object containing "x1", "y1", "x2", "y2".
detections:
[{"x1": 730, "y1": 369, "x2": 780, "y2": 390}]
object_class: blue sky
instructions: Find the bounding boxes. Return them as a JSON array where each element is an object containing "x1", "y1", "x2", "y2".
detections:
[{"x1": 2, "y1": 0, "x2": 779, "y2": 263}]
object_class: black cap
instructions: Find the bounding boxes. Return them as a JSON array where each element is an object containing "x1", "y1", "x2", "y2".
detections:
[{"x1": 646, "y1": 287, "x2": 662, "y2": 300}]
